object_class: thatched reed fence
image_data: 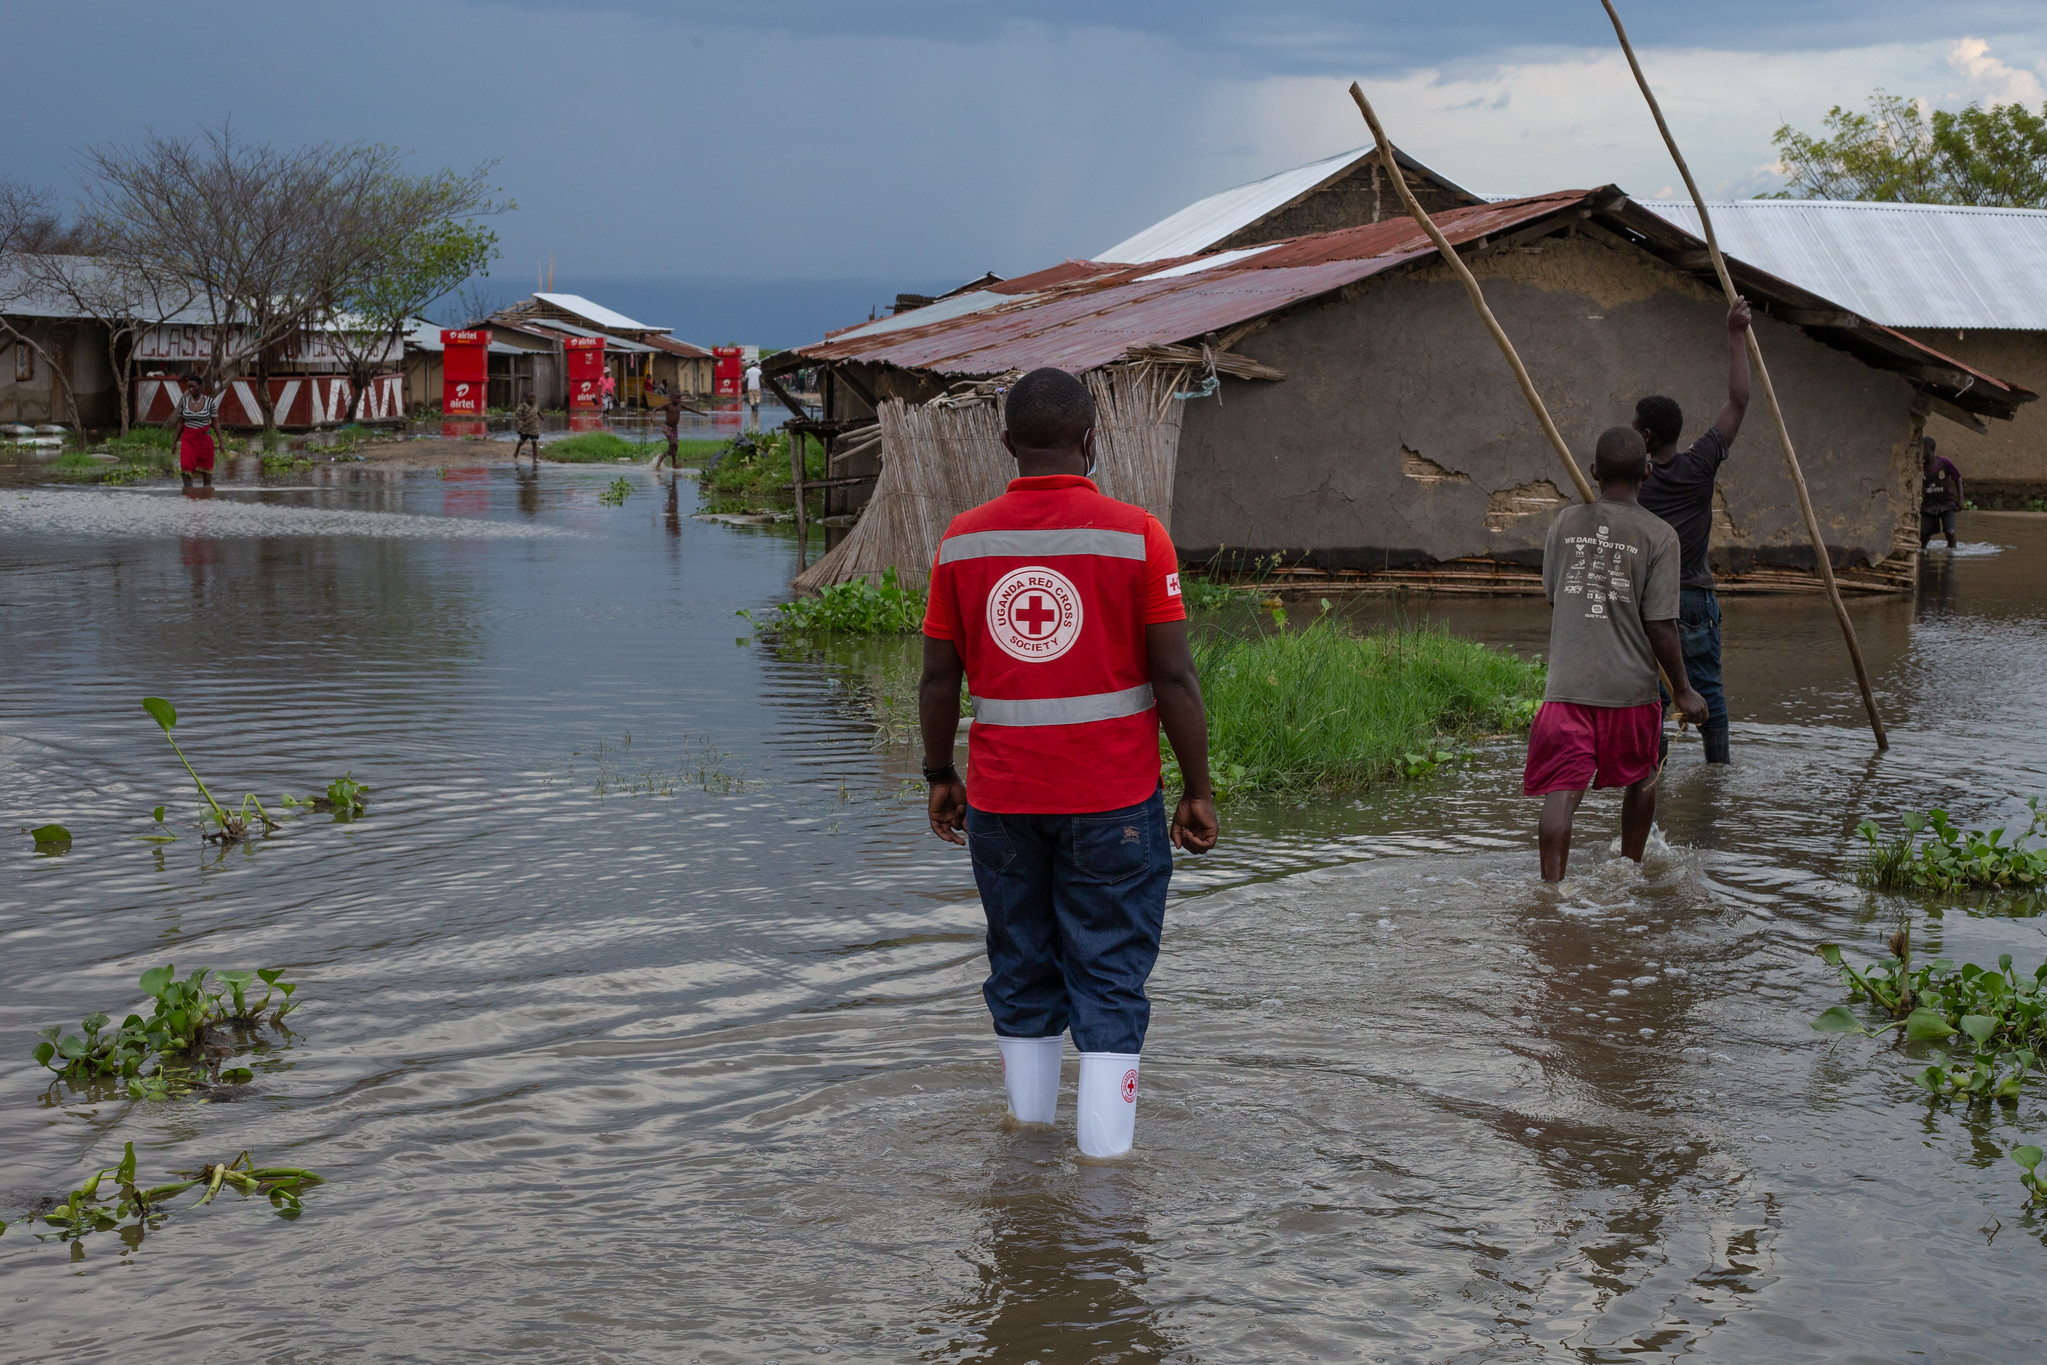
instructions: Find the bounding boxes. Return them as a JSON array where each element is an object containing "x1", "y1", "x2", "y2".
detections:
[{"x1": 791, "y1": 364, "x2": 1189, "y2": 593}]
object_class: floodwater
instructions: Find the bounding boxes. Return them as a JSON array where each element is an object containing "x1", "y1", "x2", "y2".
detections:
[{"x1": 3, "y1": 464, "x2": 2045, "y2": 1363}]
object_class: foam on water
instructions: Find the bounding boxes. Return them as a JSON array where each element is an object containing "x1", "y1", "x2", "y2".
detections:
[{"x1": 2, "y1": 487, "x2": 575, "y2": 540}]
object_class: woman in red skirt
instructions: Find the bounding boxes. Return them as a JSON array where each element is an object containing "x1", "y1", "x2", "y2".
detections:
[{"x1": 167, "y1": 375, "x2": 220, "y2": 488}]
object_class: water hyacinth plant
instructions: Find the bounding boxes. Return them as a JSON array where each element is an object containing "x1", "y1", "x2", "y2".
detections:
[
  {"x1": 280, "y1": 773, "x2": 368, "y2": 818},
  {"x1": 746, "y1": 566, "x2": 928, "y2": 636},
  {"x1": 1854, "y1": 799, "x2": 2047, "y2": 891},
  {"x1": 1811, "y1": 930, "x2": 2047, "y2": 1103},
  {"x1": 33, "y1": 963, "x2": 300, "y2": 1100},
  {"x1": 3, "y1": 1142, "x2": 324, "y2": 1242},
  {"x1": 143, "y1": 697, "x2": 278, "y2": 843}
]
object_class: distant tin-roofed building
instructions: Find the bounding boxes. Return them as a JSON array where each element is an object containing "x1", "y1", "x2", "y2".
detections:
[
  {"x1": 483, "y1": 293, "x2": 716, "y2": 408},
  {"x1": 1642, "y1": 198, "x2": 2047, "y2": 503}
]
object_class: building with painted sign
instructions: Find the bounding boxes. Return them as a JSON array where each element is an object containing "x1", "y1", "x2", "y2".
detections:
[{"x1": 1, "y1": 253, "x2": 407, "y2": 429}]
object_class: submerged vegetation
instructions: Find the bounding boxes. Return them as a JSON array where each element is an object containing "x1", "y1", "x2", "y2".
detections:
[
  {"x1": 4, "y1": 1143, "x2": 324, "y2": 1242},
  {"x1": 1182, "y1": 610, "x2": 1544, "y2": 798},
  {"x1": 34, "y1": 963, "x2": 300, "y2": 1100},
  {"x1": 599, "y1": 476, "x2": 633, "y2": 506},
  {"x1": 1855, "y1": 800, "x2": 2046, "y2": 890}
]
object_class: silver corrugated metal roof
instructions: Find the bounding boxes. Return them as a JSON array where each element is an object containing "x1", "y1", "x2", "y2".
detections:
[
  {"x1": 532, "y1": 292, "x2": 658, "y2": 332},
  {"x1": 1094, "y1": 147, "x2": 1479, "y2": 265},
  {"x1": 1096, "y1": 147, "x2": 1367, "y2": 263},
  {"x1": 1638, "y1": 198, "x2": 2047, "y2": 331}
]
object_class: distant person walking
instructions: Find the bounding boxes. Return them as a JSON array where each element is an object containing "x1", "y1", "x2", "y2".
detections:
[
  {"x1": 1920, "y1": 436, "x2": 1964, "y2": 549},
  {"x1": 512, "y1": 395, "x2": 541, "y2": 464},
  {"x1": 744, "y1": 361, "x2": 762, "y2": 421},
  {"x1": 1636, "y1": 298, "x2": 1752, "y2": 765},
  {"x1": 164, "y1": 374, "x2": 220, "y2": 489},
  {"x1": 600, "y1": 371, "x2": 616, "y2": 414},
  {"x1": 651, "y1": 393, "x2": 706, "y2": 471},
  {"x1": 1527, "y1": 427, "x2": 1707, "y2": 882},
  {"x1": 919, "y1": 366, "x2": 1217, "y2": 1159}
]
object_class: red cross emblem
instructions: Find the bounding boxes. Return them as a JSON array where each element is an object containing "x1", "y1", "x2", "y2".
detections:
[{"x1": 986, "y1": 566, "x2": 1084, "y2": 662}]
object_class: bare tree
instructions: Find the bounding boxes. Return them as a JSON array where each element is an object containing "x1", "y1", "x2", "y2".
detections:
[{"x1": 80, "y1": 126, "x2": 502, "y2": 433}]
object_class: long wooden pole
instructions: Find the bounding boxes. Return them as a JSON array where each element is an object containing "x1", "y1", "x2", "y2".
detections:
[
  {"x1": 1596, "y1": 0, "x2": 1888, "y2": 751},
  {"x1": 1348, "y1": 83, "x2": 1596, "y2": 507}
]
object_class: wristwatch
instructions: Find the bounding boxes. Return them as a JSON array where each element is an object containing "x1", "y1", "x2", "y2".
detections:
[{"x1": 922, "y1": 760, "x2": 960, "y2": 784}]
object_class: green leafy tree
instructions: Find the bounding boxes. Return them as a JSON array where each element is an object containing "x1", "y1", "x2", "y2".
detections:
[
  {"x1": 328, "y1": 216, "x2": 498, "y2": 422},
  {"x1": 1771, "y1": 90, "x2": 2047, "y2": 207}
]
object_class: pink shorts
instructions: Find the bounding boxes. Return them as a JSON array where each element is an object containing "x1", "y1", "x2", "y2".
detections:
[{"x1": 1522, "y1": 701, "x2": 1662, "y2": 795}]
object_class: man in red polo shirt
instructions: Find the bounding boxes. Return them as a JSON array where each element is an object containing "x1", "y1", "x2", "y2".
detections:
[{"x1": 919, "y1": 366, "x2": 1218, "y2": 1158}]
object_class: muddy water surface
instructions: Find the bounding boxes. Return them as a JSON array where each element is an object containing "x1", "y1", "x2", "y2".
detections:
[{"x1": 3, "y1": 469, "x2": 2046, "y2": 1363}]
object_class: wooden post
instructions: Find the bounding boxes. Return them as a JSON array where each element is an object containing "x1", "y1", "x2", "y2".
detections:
[
  {"x1": 1597, "y1": 0, "x2": 1888, "y2": 752},
  {"x1": 790, "y1": 430, "x2": 809, "y2": 572}
]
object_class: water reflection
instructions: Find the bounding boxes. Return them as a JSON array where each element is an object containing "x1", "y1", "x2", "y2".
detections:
[
  {"x1": 941, "y1": 1151, "x2": 1172, "y2": 1364},
  {"x1": 3, "y1": 496, "x2": 2047, "y2": 1361}
]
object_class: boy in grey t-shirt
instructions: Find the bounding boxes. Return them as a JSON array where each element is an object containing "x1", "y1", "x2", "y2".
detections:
[{"x1": 1526, "y1": 428, "x2": 1707, "y2": 881}]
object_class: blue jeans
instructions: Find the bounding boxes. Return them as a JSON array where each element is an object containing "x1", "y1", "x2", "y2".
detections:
[
  {"x1": 1677, "y1": 587, "x2": 1726, "y2": 735},
  {"x1": 966, "y1": 790, "x2": 1172, "y2": 1055}
]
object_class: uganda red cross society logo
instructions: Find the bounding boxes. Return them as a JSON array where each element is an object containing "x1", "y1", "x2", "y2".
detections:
[
  {"x1": 1120, "y1": 1069, "x2": 1138, "y2": 1103},
  {"x1": 987, "y1": 566, "x2": 1084, "y2": 662}
]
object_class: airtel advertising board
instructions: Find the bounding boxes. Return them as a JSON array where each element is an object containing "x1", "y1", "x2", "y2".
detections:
[
  {"x1": 712, "y1": 346, "x2": 742, "y2": 398},
  {"x1": 565, "y1": 336, "x2": 606, "y2": 411},
  {"x1": 441, "y1": 330, "x2": 489, "y2": 416}
]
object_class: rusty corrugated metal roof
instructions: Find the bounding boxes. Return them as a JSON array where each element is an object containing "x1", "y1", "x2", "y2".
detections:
[
  {"x1": 804, "y1": 193, "x2": 1589, "y2": 377},
  {"x1": 797, "y1": 188, "x2": 2032, "y2": 417}
]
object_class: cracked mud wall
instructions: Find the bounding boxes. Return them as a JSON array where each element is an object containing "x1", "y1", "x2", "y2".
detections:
[{"x1": 1172, "y1": 232, "x2": 1919, "y2": 574}]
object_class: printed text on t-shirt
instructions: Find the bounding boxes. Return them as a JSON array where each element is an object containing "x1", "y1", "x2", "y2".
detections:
[{"x1": 1558, "y1": 525, "x2": 1638, "y2": 621}]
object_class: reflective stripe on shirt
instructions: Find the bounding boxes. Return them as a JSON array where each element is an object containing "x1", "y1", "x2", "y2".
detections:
[
  {"x1": 938, "y1": 527, "x2": 1146, "y2": 564},
  {"x1": 969, "y1": 683, "x2": 1154, "y2": 727}
]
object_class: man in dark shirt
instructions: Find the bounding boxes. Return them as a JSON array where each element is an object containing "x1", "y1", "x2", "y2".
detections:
[
  {"x1": 1919, "y1": 436, "x2": 1964, "y2": 549},
  {"x1": 1635, "y1": 298, "x2": 1751, "y2": 765}
]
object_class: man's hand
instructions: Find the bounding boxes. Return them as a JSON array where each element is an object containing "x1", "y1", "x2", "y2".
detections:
[
  {"x1": 1170, "y1": 794, "x2": 1218, "y2": 854},
  {"x1": 1727, "y1": 297, "x2": 1752, "y2": 334},
  {"x1": 928, "y1": 777, "x2": 967, "y2": 845},
  {"x1": 1673, "y1": 686, "x2": 1709, "y2": 728}
]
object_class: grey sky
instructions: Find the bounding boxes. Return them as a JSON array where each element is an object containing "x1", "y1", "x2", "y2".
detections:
[{"x1": 13, "y1": 3, "x2": 2046, "y2": 303}]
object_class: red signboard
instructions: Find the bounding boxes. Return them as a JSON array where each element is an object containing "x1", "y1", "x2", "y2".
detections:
[
  {"x1": 713, "y1": 346, "x2": 742, "y2": 398},
  {"x1": 565, "y1": 336, "x2": 606, "y2": 412},
  {"x1": 442, "y1": 330, "x2": 489, "y2": 416}
]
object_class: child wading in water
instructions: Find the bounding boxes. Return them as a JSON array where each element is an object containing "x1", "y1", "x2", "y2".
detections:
[
  {"x1": 1527, "y1": 427, "x2": 1707, "y2": 880},
  {"x1": 165, "y1": 375, "x2": 220, "y2": 489}
]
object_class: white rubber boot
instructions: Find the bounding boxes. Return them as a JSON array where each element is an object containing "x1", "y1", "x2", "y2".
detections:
[
  {"x1": 1076, "y1": 1051, "x2": 1140, "y2": 1157},
  {"x1": 996, "y1": 1035, "x2": 1064, "y2": 1124}
]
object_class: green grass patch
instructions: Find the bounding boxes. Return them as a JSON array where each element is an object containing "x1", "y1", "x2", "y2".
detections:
[
  {"x1": 1183, "y1": 612, "x2": 1544, "y2": 798},
  {"x1": 542, "y1": 432, "x2": 642, "y2": 462}
]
